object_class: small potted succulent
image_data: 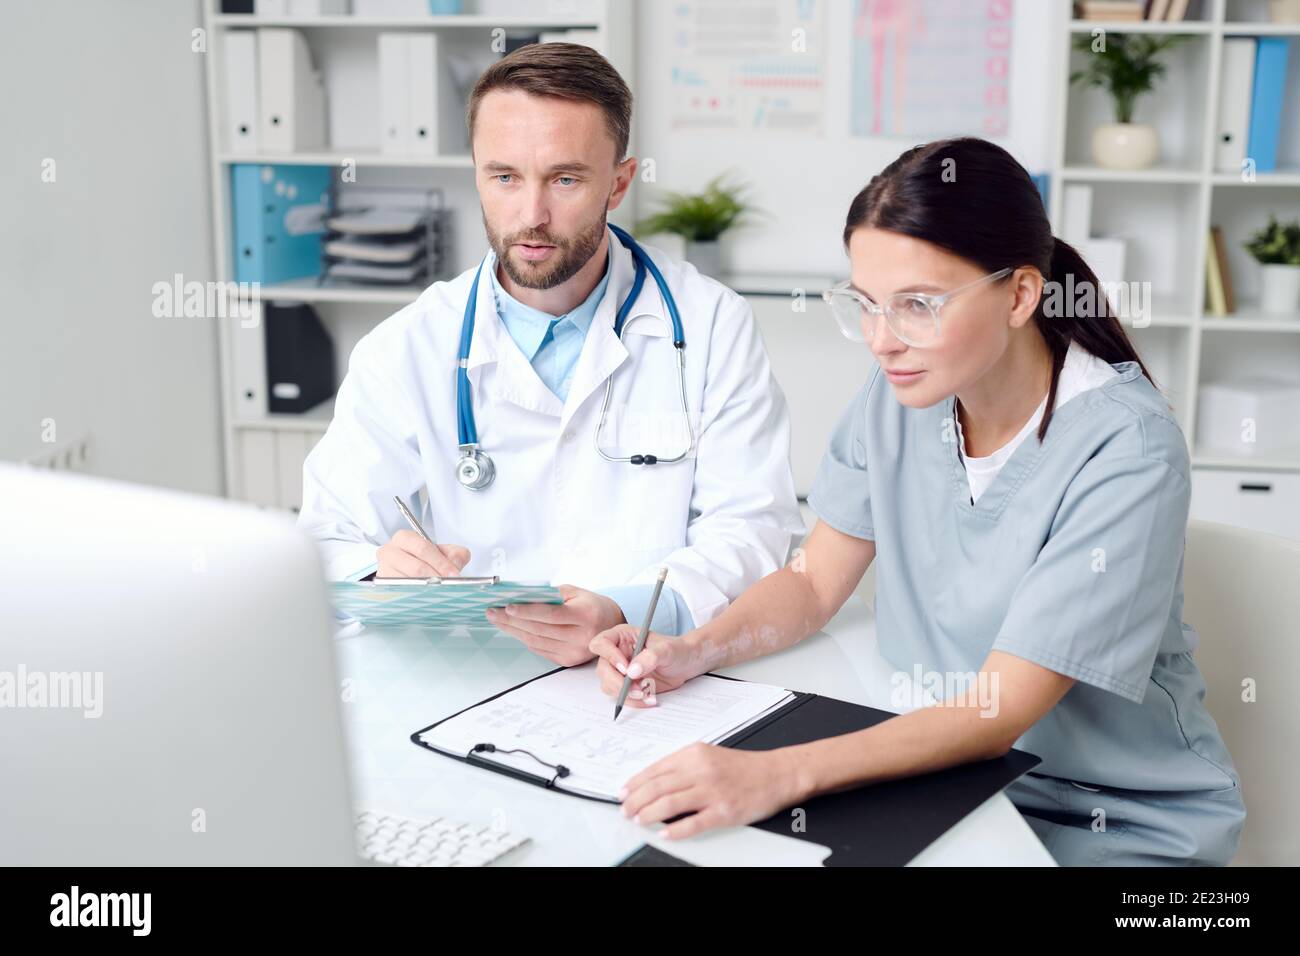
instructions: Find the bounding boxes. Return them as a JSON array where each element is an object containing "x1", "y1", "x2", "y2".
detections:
[
  {"x1": 1245, "y1": 216, "x2": 1300, "y2": 316},
  {"x1": 1070, "y1": 33, "x2": 1187, "y2": 170},
  {"x1": 635, "y1": 174, "x2": 754, "y2": 276}
]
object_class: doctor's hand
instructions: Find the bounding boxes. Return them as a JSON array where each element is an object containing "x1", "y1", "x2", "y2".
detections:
[
  {"x1": 619, "y1": 745, "x2": 806, "y2": 840},
  {"x1": 376, "y1": 531, "x2": 470, "y2": 578},
  {"x1": 484, "y1": 585, "x2": 625, "y2": 667},
  {"x1": 588, "y1": 624, "x2": 700, "y2": 707}
]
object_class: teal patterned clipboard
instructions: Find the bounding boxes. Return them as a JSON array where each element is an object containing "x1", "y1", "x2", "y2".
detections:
[{"x1": 329, "y1": 580, "x2": 564, "y2": 628}]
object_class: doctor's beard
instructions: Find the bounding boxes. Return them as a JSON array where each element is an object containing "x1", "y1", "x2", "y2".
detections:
[{"x1": 484, "y1": 209, "x2": 607, "y2": 290}]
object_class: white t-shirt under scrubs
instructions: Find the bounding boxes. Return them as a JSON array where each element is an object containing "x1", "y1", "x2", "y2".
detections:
[{"x1": 957, "y1": 342, "x2": 1119, "y2": 505}]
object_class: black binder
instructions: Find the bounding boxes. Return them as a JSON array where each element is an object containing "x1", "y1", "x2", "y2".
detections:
[
  {"x1": 264, "y1": 302, "x2": 335, "y2": 414},
  {"x1": 411, "y1": 668, "x2": 1041, "y2": 866}
]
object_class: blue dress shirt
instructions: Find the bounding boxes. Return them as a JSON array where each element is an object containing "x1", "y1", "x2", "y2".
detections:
[{"x1": 491, "y1": 245, "x2": 695, "y2": 636}]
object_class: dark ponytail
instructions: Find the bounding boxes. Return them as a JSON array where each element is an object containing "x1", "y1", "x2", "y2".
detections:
[{"x1": 842, "y1": 137, "x2": 1154, "y2": 441}]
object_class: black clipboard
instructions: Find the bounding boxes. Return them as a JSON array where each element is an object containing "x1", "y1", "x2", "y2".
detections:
[
  {"x1": 410, "y1": 668, "x2": 1042, "y2": 864},
  {"x1": 718, "y1": 692, "x2": 1041, "y2": 865}
]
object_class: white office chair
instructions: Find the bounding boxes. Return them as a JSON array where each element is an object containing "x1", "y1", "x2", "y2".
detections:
[{"x1": 1183, "y1": 519, "x2": 1300, "y2": 866}]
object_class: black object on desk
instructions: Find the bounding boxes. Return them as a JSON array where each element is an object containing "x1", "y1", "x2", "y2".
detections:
[
  {"x1": 412, "y1": 669, "x2": 1040, "y2": 866},
  {"x1": 616, "y1": 844, "x2": 697, "y2": 867},
  {"x1": 716, "y1": 693, "x2": 1040, "y2": 866}
]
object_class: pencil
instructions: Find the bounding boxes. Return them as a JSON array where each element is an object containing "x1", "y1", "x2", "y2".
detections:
[{"x1": 613, "y1": 567, "x2": 668, "y2": 721}]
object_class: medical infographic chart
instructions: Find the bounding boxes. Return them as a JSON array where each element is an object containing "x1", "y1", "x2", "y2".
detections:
[
  {"x1": 330, "y1": 581, "x2": 564, "y2": 628},
  {"x1": 669, "y1": 0, "x2": 826, "y2": 133},
  {"x1": 850, "y1": 0, "x2": 1014, "y2": 138}
]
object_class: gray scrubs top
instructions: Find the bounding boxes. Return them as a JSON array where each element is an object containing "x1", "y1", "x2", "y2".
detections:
[{"x1": 807, "y1": 359, "x2": 1245, "y2": 866}]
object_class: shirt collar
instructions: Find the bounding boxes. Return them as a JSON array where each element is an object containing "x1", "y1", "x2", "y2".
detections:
[
  {"x1": 465, "y1": 227, "x2": 671, "y2": 376},
  {"x1": 490, "y1": 243, "x2": 612, "y2": 361}
]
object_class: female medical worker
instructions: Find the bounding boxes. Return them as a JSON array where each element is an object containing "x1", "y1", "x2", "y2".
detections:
[{"x1": 589, "y1": 137, "x2": 1246, "y2": 866}]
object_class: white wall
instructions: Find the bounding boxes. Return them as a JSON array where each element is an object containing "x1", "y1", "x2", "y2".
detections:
[
  {"x1": 632, "y1": 0, "x2": 1066, "y2": 276},
  {"x1": 0, "y1": 0, "x2": 223, "y2": 495}
]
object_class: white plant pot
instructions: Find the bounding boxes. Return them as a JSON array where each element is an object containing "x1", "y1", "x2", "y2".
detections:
[
  {"x1": 685, "y1": 239, "x2": 722, "y2": 277},
  {"x1": 1091, "y1": 122, "x2": 1159, "y2": 170},
  {"x1": 1270, "y1": 0, "x2": 1300, "y2": 24},
  {"x1": 1259, "y1": 263, "x2": 1300, "y2": 316}
]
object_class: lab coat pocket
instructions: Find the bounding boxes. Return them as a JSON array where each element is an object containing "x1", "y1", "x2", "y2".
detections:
[
  {"x1": 619, "y1": 469, "x2": 690, "y2": 553},
  {"x1": 624, "y1": 509, "x2": 686, "y2": 553}
]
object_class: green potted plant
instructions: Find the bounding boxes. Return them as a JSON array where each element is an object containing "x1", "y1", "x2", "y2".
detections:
[
  {"x1": 634, "y1": 173, "x2": 754, "y2": 275},
  {"x1": 1070, "y1": 33, "x2": 1187, "y2": 170},
  {"x1": 1244, "y1": 216, "x2": 1300, "y2": 316}
]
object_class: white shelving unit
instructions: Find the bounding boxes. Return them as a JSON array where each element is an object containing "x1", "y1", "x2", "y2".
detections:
[
  {"x1": 1050, "y1": 0, "x2": 1300, "y2": 537},
  {"x1": 200, "y1": 0, "x2": 634, "y2": 511}
]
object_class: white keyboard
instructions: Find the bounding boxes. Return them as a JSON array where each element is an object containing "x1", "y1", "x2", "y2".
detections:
[{"x1": 355, "y1": 810, "x2": 529, "y2": 867}]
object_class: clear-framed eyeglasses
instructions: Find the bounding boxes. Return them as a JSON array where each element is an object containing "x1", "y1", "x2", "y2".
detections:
[{"x1": 821, "y1": 268, "x2": 1013, "y2": 347}]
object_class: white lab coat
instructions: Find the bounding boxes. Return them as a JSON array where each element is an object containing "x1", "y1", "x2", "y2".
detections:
[{"x1": 297, "y1": 227, "x2": 804, "y2": 627}]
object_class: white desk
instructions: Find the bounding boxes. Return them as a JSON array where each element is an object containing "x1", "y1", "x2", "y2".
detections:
[{"x1": 334, "y1": 596, "x2": 1055, "y2": 866}]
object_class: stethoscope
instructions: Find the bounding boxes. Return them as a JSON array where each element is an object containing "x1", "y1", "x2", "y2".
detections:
[{"x1": 455, "y1": 223, "x2": 695, "y2": 491}]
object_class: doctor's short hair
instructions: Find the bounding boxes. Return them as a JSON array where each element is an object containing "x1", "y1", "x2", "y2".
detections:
[{"x1": 467, "y1": 42, "x2": 633, "y2": 162}]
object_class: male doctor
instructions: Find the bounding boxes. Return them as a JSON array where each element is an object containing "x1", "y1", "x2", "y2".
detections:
[{"x1": 297, "y1": 42, "x2": 802, "y2": 665}]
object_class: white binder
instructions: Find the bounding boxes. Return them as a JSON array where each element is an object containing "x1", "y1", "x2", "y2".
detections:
[
  {"x1": 230, "y1": 307, "x2": 268, "y2": 422},
  {"x1": 258, "y1": 28, "x2": 327, "y2": 153},
  {"x1": 223, "y1": 31, "x2": 259, "y2": 153},
  {"x1": 407, "y1": 33, "x2": 441, "y2": 156},
  {"x1": 481, "y1": 0, "x2": 601, "y2": 14},
  {"x1": 355, "y1": 0, "x2": 426, "y2": 14},
  {"x1": 274, "y1": 430, "x2": 310, "y2": 513},
  {"x1": 1215, "y1": 38, "x2": 1257, "y2": 174},
  {"x1": 538, "y1": 29, "x2": 605, "y2": 55},
  {"x1": 288, "y1": 0, "x2": 349, "y2": 13},
  {"x1": 239, "y1": 430, "x2": 279, "y2": 508},
  {"x1": 256, "y1": 0, "x2": 289, "y2": 14},
  {"x1": 378, "y1": 32, "x2": 410, "y2": 155},
  {"x1": 1061, "y1": 183, "x2": 1093, "y2": 246}
]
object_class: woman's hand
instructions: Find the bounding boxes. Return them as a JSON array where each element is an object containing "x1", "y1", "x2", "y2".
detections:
[
  {"x1": 619, "y1": 745, "x2": 807, "y2": 839},
  {"x1": 588, "y1": 624, "x2": 701, "y2": 706}
]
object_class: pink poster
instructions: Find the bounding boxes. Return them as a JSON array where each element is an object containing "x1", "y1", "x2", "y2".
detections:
[{"x1": 851, "y1": 0, "x2": 1014, "y2": 138}]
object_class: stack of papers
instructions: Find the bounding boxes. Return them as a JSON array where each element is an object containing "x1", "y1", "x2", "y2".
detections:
[
  {"x1": 324, "y1": 236, "x2": 424, "y2": 265},
  {"x1": 322, "y1": 202, "x2": 449, "y2": 285},
  {"x1": 325, "y1": 207, "x2": 428, "y2": 235}
]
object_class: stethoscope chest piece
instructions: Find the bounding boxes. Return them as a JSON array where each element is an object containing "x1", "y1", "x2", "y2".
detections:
[{"x1": 456, "y1": 445, "x2": 495, "y2": 491}]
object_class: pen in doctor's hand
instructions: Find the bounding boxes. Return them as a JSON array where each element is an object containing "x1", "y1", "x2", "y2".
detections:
[
  {"x1": 613, "y1": 567, "x2": 668, "y2": 722},
  {"x1": 381, "y1": 496, "x2": 468, "y2": 579},
  {"x1": 393, "y1": 496, "x2": 434, "y2": 546}
]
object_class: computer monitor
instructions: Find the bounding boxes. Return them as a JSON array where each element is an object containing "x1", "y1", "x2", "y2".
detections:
[{"x1": 0, "y1": 464, "x2": 358, "y2": 865}]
